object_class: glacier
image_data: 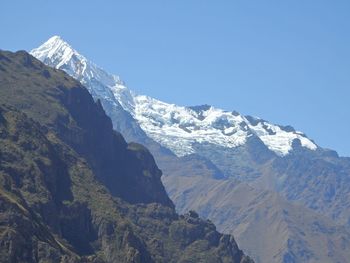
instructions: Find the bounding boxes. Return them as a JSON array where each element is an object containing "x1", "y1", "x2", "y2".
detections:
[{"x1": 31, "y1": 36, "x2": 318, "y2": 157}]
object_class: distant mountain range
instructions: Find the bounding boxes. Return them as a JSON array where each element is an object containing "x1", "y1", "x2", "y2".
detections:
[{"x1": 31, "y1": 36, "x2": 350, "y2": 263}]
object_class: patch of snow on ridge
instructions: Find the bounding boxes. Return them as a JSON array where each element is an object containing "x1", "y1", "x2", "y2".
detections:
[
  {"x1": 31, "y1": 36, "x2": 318, "y2": 157},
  {"x1": 129, "y1": 97, "x2": 249, "y2": 156},
  {"x1": 110, "y1": 83, "x2": 137, "y2": 113},
  {"x1": 247, "y1": 120, "x2": 317, "y2": 155}
]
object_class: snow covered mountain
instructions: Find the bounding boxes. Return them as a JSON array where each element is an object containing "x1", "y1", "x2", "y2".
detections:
[
  {"x1": 31, "y1": 36, "x2": 317, "y2": 157},
  {"x1": 31, "y1": 36, "x2": 350, "y2": 263}
]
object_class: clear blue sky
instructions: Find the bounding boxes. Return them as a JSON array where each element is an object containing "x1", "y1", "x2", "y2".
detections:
[{"x1": 1, "y1": 1, "x2": 350, "y2": 156}]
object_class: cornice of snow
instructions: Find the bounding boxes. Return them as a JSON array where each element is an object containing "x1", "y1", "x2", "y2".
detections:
[{"x1": 31, "y1": 36, "x2": 318, "y2": 157}]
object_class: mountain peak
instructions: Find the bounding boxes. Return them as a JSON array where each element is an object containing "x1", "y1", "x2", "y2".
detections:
[
  {"x1": 46, "y1": 35, "x2": 65, "y2": 44},
  {"x1": 37, "y1": 35, "x2": 71, "y2": 49},
  {"x1": 30, "y1": 36, "x2": 125, "y2": 88},
  {"x1": 46, "y1": 35, "x2": 73, "y2": 51},
  {"x1": 31, "y1": 39, "x2": 318, "y2": 157},
  {"x1": 31, "y1": 35, "x2": 77, "y2": 65}
]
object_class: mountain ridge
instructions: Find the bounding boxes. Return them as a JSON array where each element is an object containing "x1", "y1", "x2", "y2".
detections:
[
  {"x1": 30, "y1": 36, "x2": 318, "y2": 158},
  {"x1": 30, "y1": 36, "x2": 350, "y2": 263},
  {"x1": 0, "y1": 49, "x2": 252, "y2": 263}
]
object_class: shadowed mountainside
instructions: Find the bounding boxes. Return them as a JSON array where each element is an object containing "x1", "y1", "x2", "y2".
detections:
[{"x1": 0, "y1": 50, "x2": 252, "y2": 263}]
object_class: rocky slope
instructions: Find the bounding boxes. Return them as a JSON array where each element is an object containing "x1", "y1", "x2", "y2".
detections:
[
  {"x1": 165, "y1": 174, "x2": 350, "y2": 263},
  {"x1": 30, "y1": 36, "x2": 350, "y2": 263},
  {"x1": 0, "y1": 50, "x2": 252, "y2": 263}
]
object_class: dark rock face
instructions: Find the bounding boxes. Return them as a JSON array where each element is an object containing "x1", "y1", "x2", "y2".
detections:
[
  {"x1": 58, "y1": 84, "x2": 173, "y2": 207},
  {"x1": 0, "y1": 50, "x2": 173, "y2": 208},
  {"x1": 0, "y1": 50, "x2": 252, "y2": 263},
  {"x1": 188, "y1": 105, "x2": 212, "y2": 121}
]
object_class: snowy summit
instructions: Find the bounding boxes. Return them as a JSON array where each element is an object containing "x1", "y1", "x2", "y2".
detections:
[{"x1": 30, "y1": 36, "x2": 318, "y2": 157}]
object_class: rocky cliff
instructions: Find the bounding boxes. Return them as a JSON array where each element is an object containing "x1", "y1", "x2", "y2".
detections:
[{"x1": 0, "y1": 50, "x2": 252, "y2": 263}]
